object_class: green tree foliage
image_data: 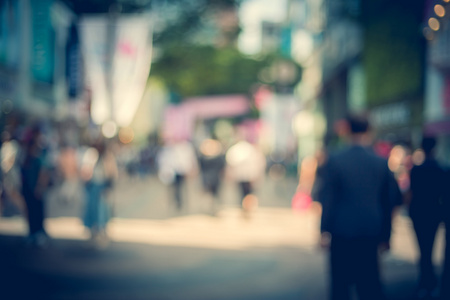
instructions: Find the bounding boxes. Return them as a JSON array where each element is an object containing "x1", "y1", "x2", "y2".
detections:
[
  {"x1": 151, "y1": 45, "x2": 274, "y2": 98},
  {"x1": 361, "y1": 0, "x2": 426, "y2": 105}
]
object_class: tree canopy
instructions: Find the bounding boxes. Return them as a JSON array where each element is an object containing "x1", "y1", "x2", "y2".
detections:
[
  {"x1": 151, "y1": 45, "x2": 277, "y2": 99},
  {"x1": 361, "y1": 0, "x2": 426, "y2": 105}
]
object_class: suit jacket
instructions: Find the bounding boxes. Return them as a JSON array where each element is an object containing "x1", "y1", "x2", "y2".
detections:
[
  {"x1": 409, "y1": 158, "x2": 446, "y2": 220},
  {"x1": 318, "y1": 145, "x2": 401, "y2": 242}
]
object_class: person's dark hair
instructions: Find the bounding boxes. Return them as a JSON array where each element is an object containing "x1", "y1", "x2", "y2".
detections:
[
  {"x1": 421, "y1": 136, "x2": 437, "y2": 156},
  {"x1": 346, "y1": 114, "x2": 370, "y2": 134}
]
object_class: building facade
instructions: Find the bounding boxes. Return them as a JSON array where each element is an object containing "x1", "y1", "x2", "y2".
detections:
[
  {"x1": 0, "y1": 0, "x2": 80, "y2": 122},
  {"x1": 424, "y1": 0, "x2": 450, "y2": 162}
]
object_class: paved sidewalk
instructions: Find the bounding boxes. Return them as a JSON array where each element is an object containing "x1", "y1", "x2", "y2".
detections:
[
  {"x1": 1, "y1": 173, "x2": 445, "y2": 300},
  {"x1": 0, "y1": 206, "x2": 442, "y2": 300}
]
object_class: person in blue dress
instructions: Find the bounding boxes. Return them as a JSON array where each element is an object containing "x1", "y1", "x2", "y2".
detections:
[{"x1": 80, "y1": 138, "x2": 118, "y2": 247}]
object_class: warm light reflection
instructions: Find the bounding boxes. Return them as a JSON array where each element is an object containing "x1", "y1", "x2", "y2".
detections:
[
  {"x1": 119, "y1": 127, "x2": 135, "y2": 144},
  {"x1": 298, "y1": 156, "x2": 318, "y2": 193},
  {"x1": 0, "y1": 210, "x2": 424, "y2": 262},
  {"x1": 0, "y1": 209, "x2": 321, "y2": 250},
  {"x1": 412, "y1": 149, "x2": 425, "y2": 166},
  {"x1": 388, "y1": 145, "x2": 406, "y2": 172},
  {"x1": 199, "y1": 139, "x2": 222, "y2": 157},
  {"x1": 435, "y1": 4, "x2": 446, "y2": 17},
  {"x1": 242, "y1": 194, "x2": 259, "y2": 211},
  {"x1": 429, "y1": 18, "x2": 440, "y2": 31}
]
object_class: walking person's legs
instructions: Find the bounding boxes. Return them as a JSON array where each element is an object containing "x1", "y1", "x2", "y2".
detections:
[
  {"x1": 354, "y1": 239, "x2": 386, "y2": 300},
  {"x1": 440, "y1": 218, "x2": 450, "y2": 299},
  {"x1": 413, "y1": 218, "x2": 440, "y2": 292},
  {"x1": 173, "y1": 174, "x2": 184, "y2": 210},
  {"x1": 329, "y1": 238, "x2": 352, "y2": 300}
]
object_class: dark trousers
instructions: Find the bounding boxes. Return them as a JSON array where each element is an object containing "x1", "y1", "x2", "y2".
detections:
[
  {"x1": 411, "y1": 216, "x2": 441, "y2": 290},
  {"x1": 24, "y1": 196, "x2": 45, "y2": 236},
  {"x1": 441, "y1": 217, "x2": 450, "y2": 299},
  {"x1": 173, "y1": 174, "x2": 185, "y2": 209},
  {"x1": 329, "y1": 237, "x2": 385, "y2": 300},
  {"x1": 239, "y1": 181, "x2": 252, "y2": 204}
]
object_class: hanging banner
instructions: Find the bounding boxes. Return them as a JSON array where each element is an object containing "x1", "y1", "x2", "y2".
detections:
[
  {"x1": 30, "y1": 0, "x2": 55, "y2": 83},
  {"x1": 78, "y1": 17, "x2": 109, "y2": 125},
  {"x1": 79, "y1": 14, "x2": 153, "y2": 128}
]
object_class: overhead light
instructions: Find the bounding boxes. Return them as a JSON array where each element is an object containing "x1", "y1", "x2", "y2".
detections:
[
  {"x1": 435, "y1": 4, "x2": 446, "y2": 17},
  {"x1": 429, "y1": 18, "x2": 440, "y2": 31}
]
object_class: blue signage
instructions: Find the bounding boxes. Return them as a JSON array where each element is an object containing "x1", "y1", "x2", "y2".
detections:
[{"x1": 30, "y1": 0, "x2": 54, "y2": 83}]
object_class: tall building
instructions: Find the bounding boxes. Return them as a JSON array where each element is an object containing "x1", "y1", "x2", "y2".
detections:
[
  {"x1": 0, "y1": 0, "x2": 80, "y2": 120},
  {"x1": 362, "y1": 0, "x2": 426, "y2": 147},
  {"x1": 319, "y1": 0, "x2": 364, "y2": 148},
  {"x1": 289, "y1": 0, "x2": 327, "y2": 158},
  {"x1": 423, "y1": 0, "x2": 450, "y2": 162},
  {"x1": 316, "y1": 0, "x2": 426, "y2": 149}
]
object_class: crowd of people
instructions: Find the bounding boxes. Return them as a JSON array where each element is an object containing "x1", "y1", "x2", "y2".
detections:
[
  {"x1": 156, "y1": 133, "x2": 266, "y2": 215},
  {"x1": 314, "y1": 114, "x2": 450, "y2": 300},
  {"x1": 0, "y1": 118, "x2": 269, "y2": 248},
  {"x1": 0, "y1": 118, "x2": 121, "y2": 248},
  {"x1": 2, "y1": 113, "x2": 450, "y2": 299}
]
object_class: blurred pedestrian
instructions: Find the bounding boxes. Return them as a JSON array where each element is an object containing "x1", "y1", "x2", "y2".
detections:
[
  {"x1": 157, "y1": 138, "x2": 198, "y2": 211},
  {"x1": 408, "y1": 136, "x2": 446, "y2": 298},
  {"x1": 225, "y1": 138, "x2": 266, "y2": 213},
  {"x1": 80, "y1": 138, "x2": 118, "y2": 247},
  {"x1": 0, "y1": 132, "x2": 24, "y2": 217},
  {"x1": 198, "y1": 138, "x2": 226, "y2": 214},
  {"x1": 20, "y1": 125, "x2": 51, "y2": 247},
  {"x1": 56, "y1": 143, "x2": 80, "y2": 205},
  {"x1": 441, "y1": 167, "x2": 450, "y2": 300},
  {"x1": 318, "y1": 114, "x2": 402, "y2": 300}
]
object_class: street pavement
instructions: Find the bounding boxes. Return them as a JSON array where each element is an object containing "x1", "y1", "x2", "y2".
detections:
[{"x1": 0, "y1": 174, "x2": 446, "y2": 299}]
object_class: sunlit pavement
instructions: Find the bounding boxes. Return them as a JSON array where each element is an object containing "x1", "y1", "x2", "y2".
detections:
[{"x1": 0, "y1": 175, "x2": 446, "y2": 299}]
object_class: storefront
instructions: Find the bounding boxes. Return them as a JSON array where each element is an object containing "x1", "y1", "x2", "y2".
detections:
[{"x1": 423, "y1": 0, "x2": 450, "y2": 163}]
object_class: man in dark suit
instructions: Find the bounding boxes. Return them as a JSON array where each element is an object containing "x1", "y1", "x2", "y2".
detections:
[
  {"x1": 318, "y1": 114, "x2": 402, "y2": 300},
  {"x1": 409, "y1": 136, "x2": 446, "y2": 299}
]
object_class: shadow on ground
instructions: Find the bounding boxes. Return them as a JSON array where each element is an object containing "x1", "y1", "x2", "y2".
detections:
[{"x1": 0, "y1": 234, "x2": 420, "y2": 300}]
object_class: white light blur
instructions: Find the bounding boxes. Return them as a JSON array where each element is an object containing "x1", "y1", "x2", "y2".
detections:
[
  {"x1": 292, "y1": 111, "x2": 315, "y2": 136},
  {"x1": 238, "y1": 0, "x2": 287, "y2": 54},
  {"x1": 226, "y1": 141, "x2": 254, "y2": 166},
  {"x1": 80, "y1": 15, "x2": 153, "y2": 128},
  {"x1": 102, "y1": 121, "x2": 118, "y2": 138}
]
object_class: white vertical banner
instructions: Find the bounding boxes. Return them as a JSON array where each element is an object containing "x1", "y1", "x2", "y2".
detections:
[
  {"x1": 113, "y1": 16, "x2": 153, "y2": 127},
  {"x1": 79, "y1": 14, "x2": 153, "y2": 128}
]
